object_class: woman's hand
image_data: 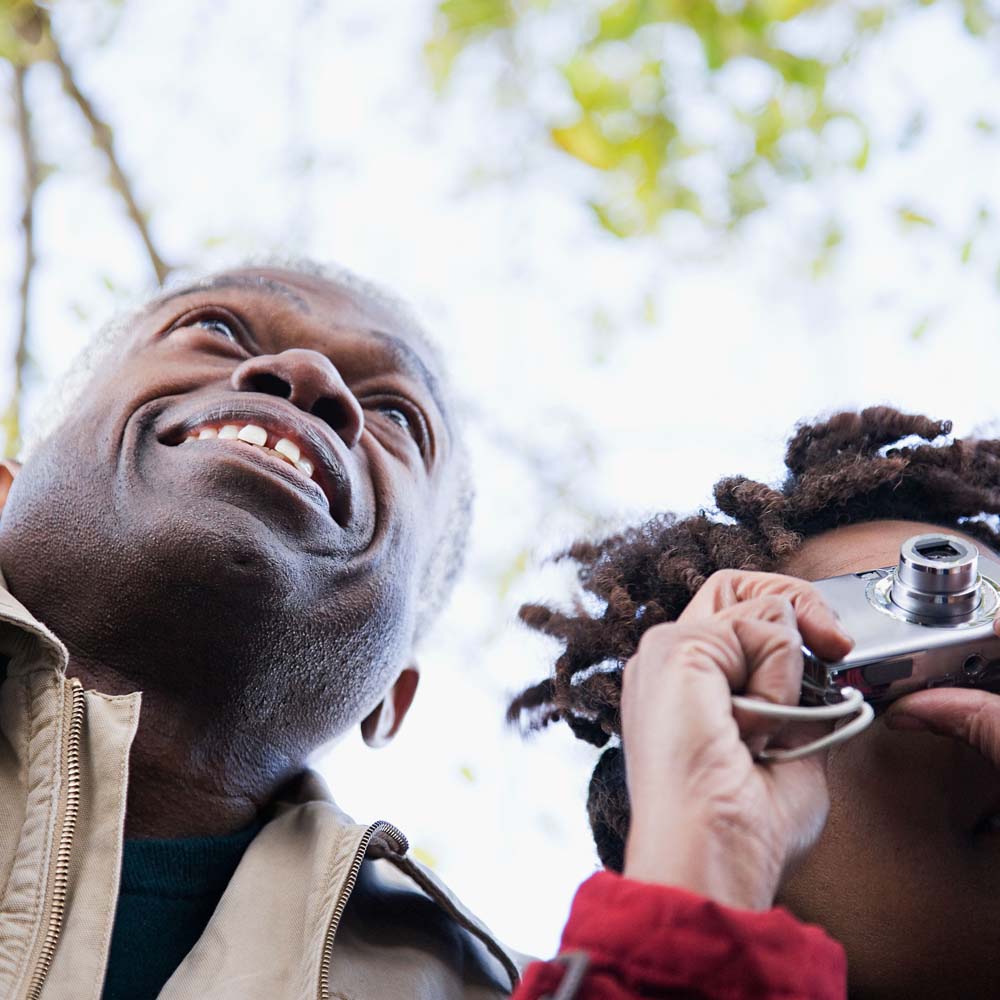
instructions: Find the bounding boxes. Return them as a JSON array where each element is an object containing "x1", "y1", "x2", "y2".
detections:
[
  {"x1": 883, "y1": 616, "x2": 1000, "y2": 764},
  {"x1": 621, "y1": 570, "x2": 854, "y2": 911}
]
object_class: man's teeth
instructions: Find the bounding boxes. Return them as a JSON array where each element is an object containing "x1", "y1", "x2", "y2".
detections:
[
  {"x1": 185, "y1": 423, "x2": 315, "y2": 478},
  {"x1": 236, "y1": 424, "x2": 267, "y2": 446},
  {"x1": 273, "y1": 437, "x2": 299, "y2": 462}
]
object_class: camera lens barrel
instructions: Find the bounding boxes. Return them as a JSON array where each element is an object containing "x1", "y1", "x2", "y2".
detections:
[{"x1": 890, "y1": 533, "x2": 981, "y2": 620}]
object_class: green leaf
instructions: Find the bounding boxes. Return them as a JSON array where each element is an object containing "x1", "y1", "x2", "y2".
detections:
[
  {"x1": 595, "y1": 0, "x2": 644, "y2": 41},
  {"x1": 0, "y1": 396, "x2": 20, "y2": 460},
  {"x1": 424, "y1": 33, "x2": 464, "y2": 90},
  {"x1": 590, "y1": 199, "x2": 635, "y2": 237},
  {"x1": 497, "y1": 549, "x2": 530, "y2": 598},
  {"x1": 896, "y1": 206, "x2": 936, "y2": 228},
  {"x1": 562, "y1": 54, "x2": 631, "y2": 113},
  {"x1": 436, "y1": 0, "x2": 513, "y2": 33},
  {"x1": 810, "y1": 220, "x2": 843, "y2": 277},
  {"x1": 855, "y1": 5, "x2": 890, "y2": 32},
  {"x1": 771, "y1": 52, "x2": 827, "y2": 88},
  {"x1": 754, "y1": 0, "x2": 821, "y2": 21},
  {"x1": 728, "y1": 166, "x2": 767, "y2": 222},
  {"x1": 412, "y1": 845, "x2": 439, "y2": 870},
  {"x1": 822, "y1": 222, "x2": 843, "y2": 250},
  {"x1": 853, "y1": 130, "x2": 870, "y2": 170},
  {"x1": 961, "y1": 0, "x2": 992, "y2": 36},
  {"x1": 750, "y1": 99, "x2": 786, "y2": 161},
  {"x1": 551, "y1": 117, "x2": 621, "y2": 170},
  {"x1": 425, "y1": 0, "x2": 514, "y2": 87},
  {"x1": 0, "y1": 1, "x2": 53, "y2": 66},
  {"x1": 596, "y1": 0, "x2": 683, "y2": 40},
  {"x1": 695, "y1": 11, "x2": 727, "y2": 69}
]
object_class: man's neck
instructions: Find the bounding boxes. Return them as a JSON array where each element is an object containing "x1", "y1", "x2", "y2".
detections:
[
  {"x1": 122, "y1": 762, "x2": 265, "y2": 839},
  {"x1": 66, "y1": 659, "x2": 300, "y2": 839}
]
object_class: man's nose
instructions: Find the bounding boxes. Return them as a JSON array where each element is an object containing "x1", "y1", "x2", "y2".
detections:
[{"x1": 230, "y1": 349, "x2": 365, "y2": 449}]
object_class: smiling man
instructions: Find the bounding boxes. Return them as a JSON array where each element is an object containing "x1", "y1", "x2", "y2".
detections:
[{"x1": 0, "y1": 262, "x2": 519, "y2": 1000}]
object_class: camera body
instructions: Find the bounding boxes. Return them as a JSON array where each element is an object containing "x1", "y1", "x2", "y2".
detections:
[{"x1": 803, "y1": 533, "x2": 1000, "y2": 707}]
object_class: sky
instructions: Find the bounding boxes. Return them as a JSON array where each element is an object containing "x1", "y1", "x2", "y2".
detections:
[{"x1": 3, "y1": 0, "x2": 1000, "y2": 957}]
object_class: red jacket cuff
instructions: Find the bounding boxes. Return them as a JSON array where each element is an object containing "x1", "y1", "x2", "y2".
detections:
[{"x1": 548, "y1": 870, "x2": 846, "y2": 999}]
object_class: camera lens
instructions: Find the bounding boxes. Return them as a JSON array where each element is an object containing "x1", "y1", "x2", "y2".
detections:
[{"x1": 890, "y1": 533, "x2": 981, "y2": 620}]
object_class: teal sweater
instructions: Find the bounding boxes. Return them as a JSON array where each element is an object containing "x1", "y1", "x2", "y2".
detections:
[{"x1": 101, "y1": 822, "x2": 260, "y2": 1000}]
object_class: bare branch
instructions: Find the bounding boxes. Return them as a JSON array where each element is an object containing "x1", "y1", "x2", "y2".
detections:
[
  {"x1": 46, "y1": 21, "x2": 171, "y2": 284},
  {"x1": 8, "y1": 63, "x2": 41, "y2": 456}
]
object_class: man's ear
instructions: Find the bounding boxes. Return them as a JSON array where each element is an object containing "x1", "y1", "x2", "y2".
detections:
[
  {"x1": 360, "y1": 665, "x2": 420, "y2": 749},
  {"x1": 0, "y1": 460, "x2": 20, "y2": 514}
]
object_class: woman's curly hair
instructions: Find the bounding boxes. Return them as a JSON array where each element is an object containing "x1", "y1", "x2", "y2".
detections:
[{"x1": 510, "y1": 408, "x2": 1000, "y2": 872}]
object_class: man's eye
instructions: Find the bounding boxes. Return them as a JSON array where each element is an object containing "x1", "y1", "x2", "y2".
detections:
[
  {"x1": 367, "y1": 400, "x2": 427, "y2": 452},
  {"x1": 194, "y1": 318, "x2": 238, "y2": 342},
  {"x1": 380, "y1": 407, "x2": 411, "y2": 432}
]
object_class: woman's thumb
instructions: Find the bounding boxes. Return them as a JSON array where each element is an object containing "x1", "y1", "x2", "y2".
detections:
[{"x1": 885, "y1": 689, "x2": 1000, "y2": 766}]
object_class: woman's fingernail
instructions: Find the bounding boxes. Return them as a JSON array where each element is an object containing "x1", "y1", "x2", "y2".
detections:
[
  {"x1": 828, "y1": 610, "x2": 852, "y2": 643},
  {"x1": 885, "y1": 714, "x2": 928, "y2": 732}
]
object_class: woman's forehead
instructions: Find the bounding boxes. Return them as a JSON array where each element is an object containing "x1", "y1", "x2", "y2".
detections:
[{"x1": 779, "y1": 520, "x2": 989, "y2": 582}]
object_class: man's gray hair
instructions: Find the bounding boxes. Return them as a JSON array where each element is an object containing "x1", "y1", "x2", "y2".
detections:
[{"x1": 21, "y1": 257, "x2": 473, "y2": 645}]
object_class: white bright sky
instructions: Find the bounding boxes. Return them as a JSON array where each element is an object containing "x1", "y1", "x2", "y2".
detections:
[{"x1": 3, "y1": 0, "x2": 1000, "y2": 958}]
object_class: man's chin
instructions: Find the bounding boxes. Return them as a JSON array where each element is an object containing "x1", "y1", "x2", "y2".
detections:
[{"x1": 147, "y1": 475, "x2": 342, "y2": 559}]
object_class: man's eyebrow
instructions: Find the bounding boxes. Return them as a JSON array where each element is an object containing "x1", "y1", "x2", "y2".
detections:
[
  {"x1": 364, "y1": 329, "x2": 450, "y2": 426},
  {"x1": 152, "y1": 275, "x2": 312, "y2": 313}
]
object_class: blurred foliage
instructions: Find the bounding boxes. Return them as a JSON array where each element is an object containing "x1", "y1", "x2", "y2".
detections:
[
  {"x1": 0, "y1": 0, "x2": 54, "y2": 66},
  {"x1": 1, "y1": 0, "x2": 164, "y2": 455},
  {"x1": 426, "y1": 0, "x2": 1000, "y2": 237}
]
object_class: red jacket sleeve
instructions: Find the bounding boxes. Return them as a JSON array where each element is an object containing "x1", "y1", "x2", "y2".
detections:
[{"x1": 512, "y1": 872, "x2": 846, "y2": 1000}]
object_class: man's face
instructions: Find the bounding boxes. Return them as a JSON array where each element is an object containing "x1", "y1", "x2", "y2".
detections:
[
  {"x1": 778, "y1": 520, "x2": 1000, "y2": 1000},
  {"x1": 0, "y1": 267, "x2": 454, "y2": 754}
]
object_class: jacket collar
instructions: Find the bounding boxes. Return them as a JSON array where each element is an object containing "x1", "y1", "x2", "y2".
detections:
[{"x1": 0, "y1": 581, "x2": 68, "y2": 680}]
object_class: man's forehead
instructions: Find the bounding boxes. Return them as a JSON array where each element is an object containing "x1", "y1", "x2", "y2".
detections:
[
  {"x1": 155, "y1": 271, "x2": 314, "y2": 313},
  {"x1": 155, "y1": 267, "x2": 405, "y2": 332}
]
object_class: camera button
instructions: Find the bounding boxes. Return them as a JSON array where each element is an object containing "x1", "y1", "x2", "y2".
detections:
[{"x1": 963, "y1": 654, "x2": 989, "y2": 678}]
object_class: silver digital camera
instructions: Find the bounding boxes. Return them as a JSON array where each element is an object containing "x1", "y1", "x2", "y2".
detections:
[{"x1": 803, "y1": 532, "x2": 1000, "y2": 708}]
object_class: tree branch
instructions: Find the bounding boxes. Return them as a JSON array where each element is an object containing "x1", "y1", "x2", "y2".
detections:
[
  {"x1": 9, "y1": 63, "x2": 40, "y2": 455},
  {"x1": 47, "y1": 24, "x2": 171, "y2": 284}
]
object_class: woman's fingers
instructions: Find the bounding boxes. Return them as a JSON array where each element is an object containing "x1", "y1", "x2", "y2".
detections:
[
  {"x1": 626, "y1": 602, "x2": 806, "y2": 746},
  {"x1": 682, "y1": 569, "x2": 853, "y2": 663},
  {"x1": 623, "y1": 623, "x2": 742, "y2": 754},
  {"x1": 885, "y1": 688, "x2": 1000, "y2": 767},
  {"x1": 729, "y1": 613, "x2": 805, "y2": 743}
]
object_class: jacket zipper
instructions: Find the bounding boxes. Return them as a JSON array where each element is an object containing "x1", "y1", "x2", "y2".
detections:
[
  {"x1": 317, "y1": 820, "x2": 408, "y2": 1000},
  {"x1": 24, "y1": 678, "x2": 85, "y2": 1000}
]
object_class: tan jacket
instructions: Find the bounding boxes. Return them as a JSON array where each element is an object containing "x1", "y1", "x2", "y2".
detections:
[{"x1": 0, "y1": 585, "x2": 521, "y2": 999}]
